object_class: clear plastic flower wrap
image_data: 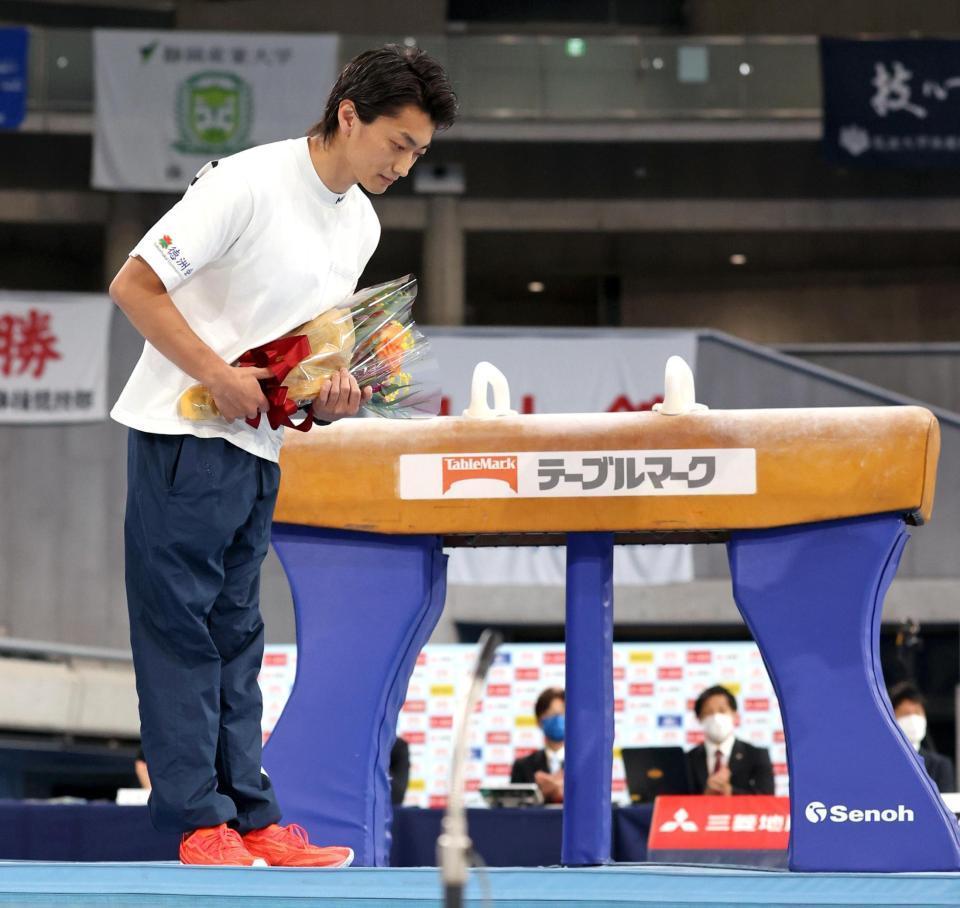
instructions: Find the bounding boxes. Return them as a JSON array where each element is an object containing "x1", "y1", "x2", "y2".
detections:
[{"x1": 178, "y1": 274, "x2": 441, "y2": 430}]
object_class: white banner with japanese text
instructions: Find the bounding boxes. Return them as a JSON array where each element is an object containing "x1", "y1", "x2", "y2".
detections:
[
  {"x1": 427, "y1": 330, "x2": 699, "y2": 586},
  {"x1": 92, "y1": 30, "x2": 339, "y2": 191},
  {"x1": 0, "y1": 294, "x2": 112, "y2": 423}
]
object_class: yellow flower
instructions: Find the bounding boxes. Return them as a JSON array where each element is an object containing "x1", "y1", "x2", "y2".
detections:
[{"x1": 381, "y1": 371, "x2": 412, "y2": 403}]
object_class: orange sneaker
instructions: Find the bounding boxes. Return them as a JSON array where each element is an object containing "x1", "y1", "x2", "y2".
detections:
[
  {"x1": 179, "y1": 823, "x2": 266, "y2": 866},
  {"x1": 242, "y1": 823, "x2": 354, "y2": 868}
]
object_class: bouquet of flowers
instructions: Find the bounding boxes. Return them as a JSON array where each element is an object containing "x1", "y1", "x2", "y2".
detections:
[{"x1": 178, "y1": 274, "x2": 440, "y2": 431}]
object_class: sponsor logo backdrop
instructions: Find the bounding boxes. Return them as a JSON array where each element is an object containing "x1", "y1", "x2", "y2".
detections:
[{"x1": 259, "y1": 641, "x2": 788, "y2": 808}]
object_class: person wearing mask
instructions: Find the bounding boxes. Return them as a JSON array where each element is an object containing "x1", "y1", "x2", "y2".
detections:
[
  {"x1": 889, "y1": 680, "x2": 955, "y2": 793},
  {"x1": 510, "y1": 687, "x2": 565, "y2": 803},
  {"x1": 686, "y1": 685, "x2": 775, "y2": 796}
]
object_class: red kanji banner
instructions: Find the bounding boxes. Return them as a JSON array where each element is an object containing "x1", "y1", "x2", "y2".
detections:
[
  {"x1": 0, "y1": 296, "x2": 112, "y2": 423},
  {"x1": 649, "y1": 795, "x2": 790, "y2": 851}
]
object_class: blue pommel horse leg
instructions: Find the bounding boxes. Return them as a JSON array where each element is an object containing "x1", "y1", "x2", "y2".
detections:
[
  {"x1": 563, "y1": 532, "x2": 615, "y2": 866},
  {"x1": 729, "y1": 514, "x2": 960, "y2": 873},
  {"x1": 262, "y1": 525, "x2": 447, "y2": 867}
]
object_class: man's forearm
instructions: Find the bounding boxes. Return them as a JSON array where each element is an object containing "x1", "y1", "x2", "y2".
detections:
[{"x1": 110, "y1": 258, "x2": 229, "y2": 387}]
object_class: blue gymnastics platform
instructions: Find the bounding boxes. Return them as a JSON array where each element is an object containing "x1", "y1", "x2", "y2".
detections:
[{"x1": 0, "y1": 862, "x2": 958, "y2": 907}]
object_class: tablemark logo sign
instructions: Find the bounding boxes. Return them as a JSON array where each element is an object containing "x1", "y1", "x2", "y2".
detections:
[
  {"x1": 399, "y1": 449, "x2": 757, "y2": 500},
  {"x1": 174, "y1": 71, "x2": 253, "y2": 155},
  {"x1": 442, "y1": 456, "x2": 519, "y2": 494}
]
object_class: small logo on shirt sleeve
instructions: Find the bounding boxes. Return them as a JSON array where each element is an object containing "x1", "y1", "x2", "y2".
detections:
[{"x1": 154, "y1": 234, "x2": 194, "y2": 277}]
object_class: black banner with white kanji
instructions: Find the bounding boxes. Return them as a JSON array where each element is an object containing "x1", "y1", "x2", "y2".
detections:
[{"x1": 821, "y1": 37, "x2": 960, "y2": 169}]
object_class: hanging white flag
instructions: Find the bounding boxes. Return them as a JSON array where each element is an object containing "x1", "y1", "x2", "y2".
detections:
[{"x1": 92, "y1": 29, "x2": 340, "y2": 191}]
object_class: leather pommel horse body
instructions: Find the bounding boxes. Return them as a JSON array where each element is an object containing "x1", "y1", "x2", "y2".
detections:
[{"x1": 262, "y1": 404, "x2": 959, "y2": 873}]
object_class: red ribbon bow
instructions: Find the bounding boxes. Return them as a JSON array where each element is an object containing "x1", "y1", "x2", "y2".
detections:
[{"x1": 235, "y1": 334, "x2": 314, "y2": 433}]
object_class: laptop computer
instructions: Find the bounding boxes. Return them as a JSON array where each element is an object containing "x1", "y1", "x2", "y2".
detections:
[{"x1": 621, "y1": 746, "x2": 693, "y2": 803}]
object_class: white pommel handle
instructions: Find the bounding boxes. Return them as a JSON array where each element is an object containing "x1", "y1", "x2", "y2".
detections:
[
  {"x1": 652, "y1": 355, "x2": 709, "y2": 416},
  {"x1": 462, "y1": 361, "x2": 517, "y2": 419}
]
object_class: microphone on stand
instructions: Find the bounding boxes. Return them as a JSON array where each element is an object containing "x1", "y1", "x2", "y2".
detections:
[{"x1": 438, "y1": 629, "x2": 503, "y2": 908}]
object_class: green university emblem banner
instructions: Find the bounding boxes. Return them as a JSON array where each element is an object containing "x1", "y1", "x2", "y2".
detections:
[{"x1": 92, "y1": 30, "x2": 339, "y2": 191}]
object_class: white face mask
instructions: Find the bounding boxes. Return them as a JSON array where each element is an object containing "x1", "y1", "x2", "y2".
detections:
[
  {"x1": 702, "y1": 712, "x2": 735, "y2": 744},
  {"x1": 897, "y1": 714, "x2": 927, "y2": 749}
]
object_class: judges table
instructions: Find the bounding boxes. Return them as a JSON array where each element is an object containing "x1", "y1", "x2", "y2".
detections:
[{"x1": 0, "y1": 801, "x2": 654, "y2": 865}]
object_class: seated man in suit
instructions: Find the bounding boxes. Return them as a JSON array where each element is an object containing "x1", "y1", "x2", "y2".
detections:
[
  {"x1": 889, "y1": 680, "x2": 955, "y2": 793},
  {"x1": 510, "y1": 687, "x2": 565, "y2": 803},
  {"x1": 686, "y1": 685, "x2": 775, "y2": 796}
]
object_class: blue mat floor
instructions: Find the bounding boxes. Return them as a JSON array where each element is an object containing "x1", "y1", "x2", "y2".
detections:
[{"x1": 0, "y1": 862, "x2": 958, "y2": 907}]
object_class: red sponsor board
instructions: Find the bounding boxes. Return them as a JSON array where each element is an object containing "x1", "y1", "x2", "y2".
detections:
[
  {"x1": 466, "y1": 779, "x2": 482, "y2": 791},
  {"x1": 614, "y1": 699, "x2": 625, "y2": 712},
  {"x1": 429, "y1": 796, "x2": 448, "y2": 809},
  {"x1": 403, "y1": 700, "x2": 427, "y2": 713},
  {"x1": 485, "y1": 764, "x2": 511, "y2": 777},
  {"x1": 774, "y1": 763, "x2": 788, "y2": 776},
  {"x1": 630, "y1": 683, "x2": 654, "y2": 696},
  {"x1": 686, "y1": 650, "x2": 712, "y2": 664},
  {"x1": 649, "y1": 796, "x2": 790, "y2": 851},
  {"x1": 486, "y1": 731, "x2": 511, "y2": 745},
  {"x1": 544, "y1": 652, "x2": 565, "y2": 665},
  {"x1": 612, "y1": 779, "x2": 626, "y2": 792},
  {"x1": 487, "y1": 684, "x2": 511, "y2": 697},
  {"x1": 745, "y1": 698, "x2": 770, "y2": 712},
  {"x1": 773, "y1": 730, "x2": 785, "y2": 743},
  {"x1": 416, "y1": 653, "x2": 427, "y2": 666},
  {"x1": 613, "y1": 667, "x2": 626, "y2": 680},
  {"x1": 514, "y1": 747, "x2": 537, "y2": 759},
  {"x1": 515, "y1": 668, "x2": 540, "y2": 681},
  {"x1": 686, "y1": 730, "x2": 705, "y2": 745},
  {"x1": 658, "y1": 667, "x2": 683, "y2": 680},
  {"x1": 263, "y1": 653, "x2": 288, "y2": 666},
  {"x1": 404, "y1": 731, "x2": 426, "y2": 745},
  {"x1": 430, "y1": 716, "x2": 453, "y2": 729}
]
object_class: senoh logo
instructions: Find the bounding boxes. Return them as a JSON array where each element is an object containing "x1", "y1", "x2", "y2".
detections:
[
  {"x1": 805, "y1": 802, "x2": 828, "y2": 823},
  {"x1": 441, "y1": 455, "x2": 518, "y2": 494},
  {"x1": 804, "y1": 800, "x2": 915, "y2": 824}
]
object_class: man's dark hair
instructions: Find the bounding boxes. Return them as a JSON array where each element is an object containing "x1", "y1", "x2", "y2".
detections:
[
  {"x1": 889, "y1": 680, "x2": 925, "y2": 711},
  {"x1": 534, "y1": 687, "x2": 565, "y2": 721},
  {"x1": 694, "y1": 685, "x2": 738, "y2": 718},
  {"x1": 309, "y1": 44, "x2": 457, "y2": 142}
]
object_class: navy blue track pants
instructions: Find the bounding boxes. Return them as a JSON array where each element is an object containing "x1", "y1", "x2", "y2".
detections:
[{"x1": 124, "y1": 429, "x2": 283, "y2": 834}]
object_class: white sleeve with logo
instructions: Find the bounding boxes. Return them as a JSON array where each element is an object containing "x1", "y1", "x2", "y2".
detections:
[{"x1": 130, "y1": 161, "x2": 255, "y2": 292}]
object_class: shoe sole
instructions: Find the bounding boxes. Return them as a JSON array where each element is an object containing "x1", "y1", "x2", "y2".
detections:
[
  {"x1": 179, "y1": 859, "x2": 269, "y2": 867},
  {"x1": 277, "y1": 847, "x2": 355, "y2": 869}
]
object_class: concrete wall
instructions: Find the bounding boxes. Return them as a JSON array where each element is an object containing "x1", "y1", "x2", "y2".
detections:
[
  {"x1": 175, "y1": 0, "x2": 446, "y2": 34},
  {"x1": 686, "y1": 0, "x2": 960, "y2": 35},
  {"x1": 623, "y1": 273, "x2": 960, "y2": 345}
]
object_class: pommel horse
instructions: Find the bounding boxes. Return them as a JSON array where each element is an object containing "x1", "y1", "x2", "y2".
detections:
[{"x1": 263, "y1": 358, "x2": 959, "y2": 873}]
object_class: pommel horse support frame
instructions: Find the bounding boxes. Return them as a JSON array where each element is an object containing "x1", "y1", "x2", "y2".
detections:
[{"x1": 262, "y1": 393, "x2": 959, "y2": 873}]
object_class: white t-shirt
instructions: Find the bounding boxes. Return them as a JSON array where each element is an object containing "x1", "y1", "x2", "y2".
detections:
[{"x1": 110, "y1": 137, "x2": 381, "y2": 463}]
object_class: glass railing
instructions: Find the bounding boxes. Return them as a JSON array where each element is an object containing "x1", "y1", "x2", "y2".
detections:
[{"x1": 23, "y1": 28, "x2": 821, "y2": 120}]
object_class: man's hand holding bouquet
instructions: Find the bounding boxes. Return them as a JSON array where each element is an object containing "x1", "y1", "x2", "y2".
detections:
[{"x1": 178, "y1": 275, "x2": 439, "y2": 431}]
